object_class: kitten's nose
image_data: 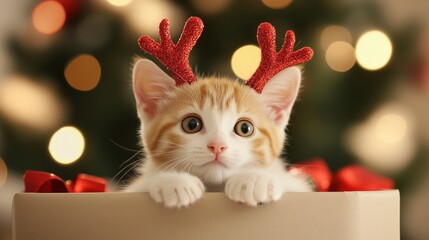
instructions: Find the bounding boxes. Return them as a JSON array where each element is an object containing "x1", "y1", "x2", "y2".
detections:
[{"x1": 207, "y1": 142, "x2": 227, "y2": 155}]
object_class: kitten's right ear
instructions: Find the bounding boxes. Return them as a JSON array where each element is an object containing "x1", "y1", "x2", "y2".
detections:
[
  {"x1": 259, "y1": 66, "x2": 302, "y2": 128},
  {"x1": 132, "y1": 59, "x2": 176, "y2": 121}
]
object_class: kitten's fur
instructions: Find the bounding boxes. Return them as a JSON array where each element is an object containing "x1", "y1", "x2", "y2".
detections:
[{"x1": 124, "y1": 59, "x2": 311, "y2": 207}]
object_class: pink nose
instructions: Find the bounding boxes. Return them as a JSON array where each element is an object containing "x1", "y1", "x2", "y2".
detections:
[{"x1": 207, "y1": 143, "x2": 227, "y2": 155}]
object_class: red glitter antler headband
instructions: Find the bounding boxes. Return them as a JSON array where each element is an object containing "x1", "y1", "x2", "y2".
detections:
[
  {"x1": 245, "y1": 23, "x2": 314, "y2": 93},
  {"x1": 138, "y1": 17, "x2": 314, "y2": 92},
  {"x1": 138, "y1": 17, "x2": 203, "y2": 86}
]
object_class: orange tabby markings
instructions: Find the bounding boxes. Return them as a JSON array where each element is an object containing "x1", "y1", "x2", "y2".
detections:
[
  {"x1": 258, "y1": 127, "x2": 278, "y2": 161},
  {"x1": 147, "y1": 120, "x2": 177, "y2": 153},
  {"x1": 251, "y1": 138, "x2": 266, "y2": 165}
]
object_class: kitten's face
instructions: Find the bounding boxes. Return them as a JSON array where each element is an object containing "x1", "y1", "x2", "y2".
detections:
[
  {"x1": 133, "y1": 59, "x2": 301, "y2": 184},
  {"x1": 142, "y1": 78, "x2": 283, "y2": 183}
]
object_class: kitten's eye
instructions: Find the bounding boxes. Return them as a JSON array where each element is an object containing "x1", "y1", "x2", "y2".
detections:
[
  {"x1": 181, "y1": 115, "x2": 203, "y2": 133},
  {"x1": 234, "y1": 119, "x2": 254, "y2": 137}
]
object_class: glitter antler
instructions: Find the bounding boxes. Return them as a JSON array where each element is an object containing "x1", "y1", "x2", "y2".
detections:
[
  {"x1": 138, "y1": 17, "x2": 204, "y2": 86},
  {"x1": 246, "y1": 23, "x2": 314, "y2": 93}
]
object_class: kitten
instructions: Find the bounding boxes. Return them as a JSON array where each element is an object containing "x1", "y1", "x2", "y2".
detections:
[{"x1": 123, "y1": 58, "x2": 312, "y2": 208}]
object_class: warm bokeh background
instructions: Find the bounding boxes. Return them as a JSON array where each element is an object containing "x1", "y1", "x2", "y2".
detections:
[{"x1": 1, "y1": 0, "x2": 429, "y2": 239}]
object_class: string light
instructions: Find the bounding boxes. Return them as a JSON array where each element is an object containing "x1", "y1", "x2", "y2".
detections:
[
  {"x1": 0, "y1": 158, "x2": 7, "y2": 189},
  {"x1": 191, "y1": 0, "x2": 231, "y2": 14},
  {"x1": 231, "y1": 45, "x2": 261, "y2": 80},
  {"x1": 32, "y1": 1, "x2": 66, "y2": 35},
  {"x1": 49, "y1": 126, "x2": 85, "y2": 165},
  {"x1": 320, "y1": 25, "x2": 353, "y2": 51},
  {"x1": 107, "y1": 0, "x2": 133, "y2": 7},
  {"x1": 64, "y1": 54, "x2": 101, "y2": 91},
  {"x1": 346, "y1": 104, "x2": 415, "y2": 174},
  {"x1": 0, "y1": 76, "x2": 65, "y2": 132},
  {"x1": 325, "y1": 41, "x2": 356, "y2": 72},
  {"x1": 356, "y1": 30, "x2": 393, "y2": 71},
  {"x1": 261, "y1": 0, "x2": 293, "y2": 9}
]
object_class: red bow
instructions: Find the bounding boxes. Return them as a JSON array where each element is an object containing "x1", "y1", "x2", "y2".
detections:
[
  {"x1": 289, "y1": 158, "x2": 395, "y2": 192},
  {"x1": 24, "y1": 170, "x2": 107, "y2": 193}
]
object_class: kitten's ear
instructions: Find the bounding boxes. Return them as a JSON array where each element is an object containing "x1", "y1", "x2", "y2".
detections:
[
  {"x1": 132, "y1": 59, "x2": 176, "y2": 121},
  {"x1": 260, "y1": 66, "x2": 302, "y2": 128}
]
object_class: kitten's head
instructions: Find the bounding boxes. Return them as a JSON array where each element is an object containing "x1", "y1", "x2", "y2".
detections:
[{"x1": 132, "y1": 59, "x2": 302, "y2": 184}]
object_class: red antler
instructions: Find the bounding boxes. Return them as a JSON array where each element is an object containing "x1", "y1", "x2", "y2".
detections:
[
  {"x1": 246, "y1": 23, "x2": 314, "y2": 93},
  {"x1": 138, "y1": 17, "x2": 204, "y2": 86}
]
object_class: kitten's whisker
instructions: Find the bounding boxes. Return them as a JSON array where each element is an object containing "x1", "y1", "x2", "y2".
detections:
[
  {"x1": 185, "y1": 161, "x2": 197, "y2": 175},
  {"x1": 162, "y1": 161, "x2": 182, "y2": 172},
  {"x1": 161, "y1": 154, "x2": 193, "y2": 172},
  {"x1": 112, "y1": 159, "x2": 142, "y2": 184},
  {"x1": 156, "y1": 139, "x2": 192, "y2": 149},
  {"x1": 109, "y1": 139, "x2": 140, "y2": 152},
  {"x1": 180, "y1": 155, "x2": 198, "y2": 175},
  {"x1": 148, "y1": 151, "x2": 175, "y2": 158},
  {"x1": 118, "y1": 150, "x2": 144, "y2": 169},
  {"x1": 145, "y1": 148, "x2": 190, "y2": 162},
  {"x1": 115, "y1": 160, "x2": 142, "y2": 187},
  {"x1": 156, "y1": 154, "x2": 192, "y2": 171},
  {"x1": 181, "y1": 160, "x2": 195, "y2": 173},
  {"x1": 157, "y1": 157, "x2": 181, "y2": 171},
  {"x1": 164, "y1": 156, "x2": 192, "y2": 171},
  {"x1": 149, "y1": 155, "x2": 189, "y2": 171}
]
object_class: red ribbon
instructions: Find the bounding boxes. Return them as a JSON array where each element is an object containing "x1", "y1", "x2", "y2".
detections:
[
  {"x1": 24, "y1": 170, "x2": 107, "y2": 193},
  {"x1": 290, "y1": 159, "x2": 395, "y2": 191},
  {"x1": 332, "y1": 165, "x2": 395, "y2": 191},
  {"x1": 289, "y1": 158, "x2": 333, "y2": 192}
]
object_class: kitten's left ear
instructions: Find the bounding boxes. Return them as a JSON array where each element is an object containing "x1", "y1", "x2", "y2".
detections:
[{"x1": 260, "y1": 66, "x2": 302, "y2": 128}]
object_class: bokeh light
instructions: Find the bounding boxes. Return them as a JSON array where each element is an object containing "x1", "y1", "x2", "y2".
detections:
[
  {"x1": 0, "y1": 75, "x2": 65, "y2": 132},
  {"x1": 231, "y1": 45, "x2": 261, "y2": 80},
  {"x1": 127, "y1": 0, "x2": 184, "y2": 36},
  {"x1": 0, "y1": 158, "x2": 7, "y2": 188},
  {"x1": 320, "y1": 25, "x2": 353, "y2": 51},
  {"x1": 356, "y1": 30, "x2": 393, "y2": 70},
  {"x1": 49, "y1": 126, "x2": 85, "y2": 165},
  {"x1": 261, "y1": 0, "x2": 293, "y2": 9},
  {"x1": 325, "y1": 41, "x2": 356, "y2": 72},
  {"x1": 376, "y1": 114, "x2": 408, "y2": 143},
  {"x1": 346, "y1": 104, "x2": 415, "y2": 175},
  {"x1": 64, "y1": 54, "x2": 101, "y2": 91},
  {"x1": 107, "y1": 0, "x2": 133, "y2": 7},
  {"x1": 191, "y1": 0, "x2": 231, "y2": 15},
  {"x1": 32, "y1": 1, "x2": 66, "y2": 35}
]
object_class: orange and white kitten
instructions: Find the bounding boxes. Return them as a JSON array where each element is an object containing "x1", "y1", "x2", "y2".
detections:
[{"x1": 124, "y1": 59, "x2": 312, "y2": 207}]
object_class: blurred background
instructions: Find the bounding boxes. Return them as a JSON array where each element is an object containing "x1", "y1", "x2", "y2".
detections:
[{"x1": 1, "y1": 0, "x2": 429, "y2": 239}]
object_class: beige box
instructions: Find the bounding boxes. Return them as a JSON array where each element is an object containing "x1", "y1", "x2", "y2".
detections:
[{"x1": 12, "y1": 190, "x2": 399, "y2": 240}]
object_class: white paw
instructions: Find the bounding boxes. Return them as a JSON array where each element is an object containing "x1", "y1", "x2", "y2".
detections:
[
  {"x1": 148, "y1": 172, "x2": 205, "y2": 208},
  {"x1": 225, "y1": 171, "x2": 283, "y2": 207}
]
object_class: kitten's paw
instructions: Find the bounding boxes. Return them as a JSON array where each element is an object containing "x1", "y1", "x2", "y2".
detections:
[
  {"x1": 148, "y1": 172, "x2": 205, "y2": 208},
  {"x1": 225, "y1": 171, "x2": 282, "y2": 207}
]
